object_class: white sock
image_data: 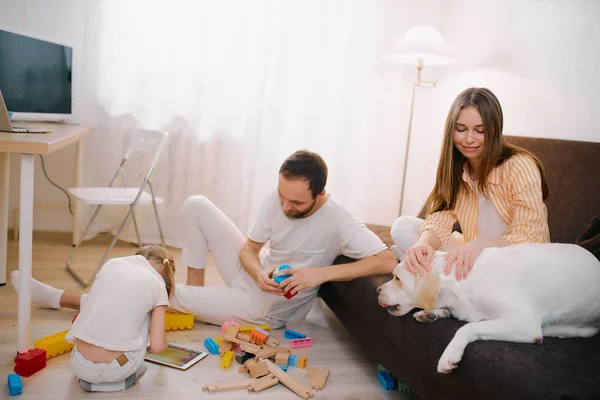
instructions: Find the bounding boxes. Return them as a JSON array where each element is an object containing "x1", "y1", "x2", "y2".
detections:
[{"x1": 10, "y1": 270, "x2": 64, "y2": 309}]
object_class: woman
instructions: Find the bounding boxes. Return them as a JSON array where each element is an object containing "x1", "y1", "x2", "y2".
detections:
[{"x1": 391, "y1": 87, "x2": 549, "y2": 280}]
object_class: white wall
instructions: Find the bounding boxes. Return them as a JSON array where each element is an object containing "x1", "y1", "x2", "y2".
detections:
[
  {"x1": 1, "y1": 0, "x2": 88, "y2": 232},
  {"x1": 387, "y1": 0, "x2": 600, "y2": 217}
]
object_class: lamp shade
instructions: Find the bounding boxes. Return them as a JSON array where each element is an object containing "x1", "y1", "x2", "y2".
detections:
[{"x1": 384, "y1": 25, "x2": 456, "y2": 66}]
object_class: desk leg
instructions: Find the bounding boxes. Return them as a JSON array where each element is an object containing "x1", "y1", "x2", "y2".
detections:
[
  {"x1": 0, "y1": 152, "x2": 9, "y2": 286},
  {"x1": 17, "y1": 154, "x2": 34, "y2": 353},
  {"x1": 72, "y1": 140, "x2": 83, "y2": 246}
]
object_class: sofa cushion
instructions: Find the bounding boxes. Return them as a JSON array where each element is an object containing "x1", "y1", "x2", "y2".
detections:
[{"x1": 576, "y1": 216, "x2": 600, "y2": 261}]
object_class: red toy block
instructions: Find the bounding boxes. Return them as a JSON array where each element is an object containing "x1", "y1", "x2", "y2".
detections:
[{"x1": 14, "y1": 348, "x2": 47, "y2": 377}]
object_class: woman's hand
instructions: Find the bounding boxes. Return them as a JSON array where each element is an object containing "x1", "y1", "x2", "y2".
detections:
[
  {"x1": 279, "y1": 267, "x2": 324, "y2": 296},
  {"x1": 444, "y1": 240, "x2": 484, "y2": 280},
  {"x1": 404, "y1": 244, "x2": 434, "y2": 276},
  {"x1": 257, "y1": 266, "x2": 284, "y2": 295}
]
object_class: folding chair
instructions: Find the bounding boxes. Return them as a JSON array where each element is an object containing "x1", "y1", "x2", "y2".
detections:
[{"x1": 65, "y1": 130, "x2": 169, "y2": 287}]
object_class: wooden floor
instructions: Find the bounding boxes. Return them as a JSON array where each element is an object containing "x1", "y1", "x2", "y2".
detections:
[{"x1": 0, "y1": 233, "x2": 417, "y2": 399}]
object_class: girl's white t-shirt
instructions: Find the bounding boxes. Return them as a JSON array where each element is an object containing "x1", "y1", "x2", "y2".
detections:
[
  {"x1": 476, "y1": 191, "x2": 508, "y2": 240},
  {"x1": 66, "y1": 255, "x2": 169, "y2": 352}
]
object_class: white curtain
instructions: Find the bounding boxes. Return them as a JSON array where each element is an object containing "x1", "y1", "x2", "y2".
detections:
[{"x1": 77, "y1": 0, "x2": 407, "y2": 247}]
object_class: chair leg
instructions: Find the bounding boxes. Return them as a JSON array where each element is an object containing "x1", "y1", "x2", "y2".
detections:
[
  {"x1": 66, "y1": 204, "x2": 105, "y2": 287},
  {"x1": 148, "y1": 181, "x2": 166, "y2": 248},
  {"x1": 131, "y1": 208, "x2": 143, "y2": 248}
]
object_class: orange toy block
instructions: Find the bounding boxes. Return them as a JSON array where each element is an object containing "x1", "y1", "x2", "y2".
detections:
[
  {"x1": 250, "y1": 329, "x2": 268, "y2": 345},
  {"x1": 165, "y1": 310, "x2": 194, "y2": 331},
  {"x1": 34, "y1": 330, "x2": 74, "y2": 359}
]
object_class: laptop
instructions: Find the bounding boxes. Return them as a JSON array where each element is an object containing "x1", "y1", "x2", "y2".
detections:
[{"x1": 0, "y1": 90, "x2": 52, "y2": 133}]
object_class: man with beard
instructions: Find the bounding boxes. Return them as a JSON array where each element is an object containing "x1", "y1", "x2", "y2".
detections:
[{"x1": 172, "y1": 150, "x2": 396, "y2": 328}]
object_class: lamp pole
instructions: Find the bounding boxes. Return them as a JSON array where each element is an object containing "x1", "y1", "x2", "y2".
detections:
[{"x1": 398, "y1": 58, "x2": 435, "y2": 216}]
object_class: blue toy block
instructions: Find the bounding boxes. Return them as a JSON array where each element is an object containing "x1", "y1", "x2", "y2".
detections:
[
  {"x1": 255, "y1": 327, "x2": 270, "y2": 337},
  {"x1": 288, "y1": 354, "x2": 299, "y2": 368},
  {"x1": 8, "y1": 373, "x2": 23, "y2": 396},
  {"x1": 204, "y1": 338, "x2": 219, "y2": 355},
  {"x1": 377, "y1": 370, "x2": 395, "y2": 391},
  {"x1": 284, "y1": 329, "x2": 307, "y2": 340},
  {"x1": 279, "y1": 365, "x2": 288, "y2": 372}
]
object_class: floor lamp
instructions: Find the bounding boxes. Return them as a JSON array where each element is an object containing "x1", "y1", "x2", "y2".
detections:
[{"x1": 384, "y1": 25, "x2": 456, "y2": 216}]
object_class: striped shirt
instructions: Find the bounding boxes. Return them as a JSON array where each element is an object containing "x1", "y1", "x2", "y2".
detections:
[{"x1": 421, "y1": 154, "x2": 550, "y2": 246}]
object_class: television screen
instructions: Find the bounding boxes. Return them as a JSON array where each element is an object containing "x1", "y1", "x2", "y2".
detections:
[{"x1": 0, "y1": 27, "x2": 73, "y2": 119}]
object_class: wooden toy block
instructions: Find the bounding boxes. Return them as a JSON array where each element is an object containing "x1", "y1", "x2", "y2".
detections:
[
  {"x1": 237, "y1": 332, "x2": 251, "y2": 342},
  {"x1": 34, "y1": 330, "x2": 74, "y2": 359},
  {"x1": 256, "y1": 346, "x2": 292, "y2": 360},
  {"x1": 248, "y1": 373, "x2": 279, "y2": 393},
  {"x1": 265, "y1": 336, "x2": 280, "y2": 347},
  {"x1": 284, "y1": 329, "x2": 307, "y2": 340},
  {"x1": 204, "y1": 338, "x2": 219, "y2": 355},
  {"x1": 243, "y1": 358, "x2": 257, "y2": 374},
  {"x1": 248, "y1": 360, "x2": 269, "y2": 379},
  {"x1": 223, "y1": 331, "x2": 262, "y2": 353},
  {"x1": 8, "y1": 373, "x2": 23, "y2": 396},
  {"x1": 219, "y1": 324, "x2": 240, "y2": 355},
  {"x1": 290, "y1": 338, "x2": 312, "y2": 349},
  {"x1": 240, "y1": 343, "x2": 262, "y2": 354},
  {"x1": 239, "y1": 364, "x2": 248, "y2": 374},
  {"x1": 221, "y1": 351, "x2": 235, "y2": 369},
  {"x1": 164, "y1": 310, "x2": 194, "y2": 331},
  {"x1": 275, "y1": 352, "x2": 290, "y2": 366},
  {"x1": 220, "y1": 320, "x2": 238, "y2": 335},
  {"x1": 239, "y1": 324, "x2": 271, "y2": 334},
  {"x1": 250, "y1": 329, "x2": 268, "y2": 345},
  {"x1": 265, "y1": 359, "x2": 314, "y2": 399},
  {"x1": 307, "y1": 367, "x2": 330, "y2": 390},
  {"x1": 202, "y1": 378, "x2": 254, "y2": 392},
  {"x1": 14, "y1": 348, "x2": 46, "y2": 377}
]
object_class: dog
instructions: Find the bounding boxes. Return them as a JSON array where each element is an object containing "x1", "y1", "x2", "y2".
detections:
[{"x1": 377, "y1": 243, "x2": 600, "y2": 374}]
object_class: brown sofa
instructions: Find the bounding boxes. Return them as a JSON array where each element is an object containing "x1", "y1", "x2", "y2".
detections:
[{"x1": 320, "y1": 136, "x2": 600, "y2": 400}]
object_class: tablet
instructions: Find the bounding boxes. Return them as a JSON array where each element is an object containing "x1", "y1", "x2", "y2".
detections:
[{"x1": 144, "y1": 343, "x2": 208, "y2": 370}]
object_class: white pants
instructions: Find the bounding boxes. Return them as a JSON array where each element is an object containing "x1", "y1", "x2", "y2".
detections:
[
  {"x1": 390, "y1": 216, "x2": 464, "y2": 254},
  {"x1": 170, "y1": 195, "x2": 268, "y2": 327},
  {"x1": 70, "y1": 314, "x2": 149, "y2": 384}
]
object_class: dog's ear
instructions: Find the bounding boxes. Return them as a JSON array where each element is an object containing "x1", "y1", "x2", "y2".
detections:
[{"x1": 416, "y1": 272, "x2": 440, "y2": 311}]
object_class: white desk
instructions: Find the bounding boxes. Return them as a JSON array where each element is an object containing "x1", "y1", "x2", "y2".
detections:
[{"x1": 0, "y1": 122, "x2": 92, "y2": 352}]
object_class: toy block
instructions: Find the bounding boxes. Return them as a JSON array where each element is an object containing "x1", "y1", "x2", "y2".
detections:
[
  {"x1": 8, "y1": 373, "x2": 23, "y2": 396},
  {"x1": 248, "y1": 360, "x2": 269, "y2": 379},
  {"x1": 248, "y1": 373, "x2": 278, "y2": 393},
  {"x1": 34, "y1": 330, "x2": 74, "y2": 359},
  {"x1": 235, "y1": 352, "x2": 254, "y2": 365},
  {"x1": 307, "y1": 367, "x2": 329, "y2": 391},
  {"x1": 272, "y1": 264, "x2": 297, "y2": 299},
  {"x1": 279, "y1": 365, "x2": 288, "y2": 372},
  {"x1": 256, "y1": 346, "x2": 292, "y2": 360},
  {"x1": 250, "y1": 329, "x2": 268, "y2": 345},
  {"x1": 204, "y1": 338, "x2": 219, "y2": 355},
  {"x1": 215, "y1": 336, "x2": 223, "y2": 345},
  {"x1": 275, "y1": 352, "x2": 290, "y2": 366},
  {"x1": 221, "y1": 351, "x2": 234, "y2": 369},
  {"x1": 240, "y1": 343, "x2": 262, "y2": 355},
  {"x1": 265, "y1": 359, "x2": 314, "y2": 399},
  {"x1": 220, "y1": 323, "x2": 240, "y2": 355},
  {"x1": 289, "y1": 355, "x2": 307, "y2": 368},
  {"x1": 220, "y1": 320, "x2": 238, "y2": 335},
  {"x1": 377, "y1": 371, "x2": 395, "y2": 391},
  {"x1": 14, "y1": 348, "x2": 46, "y2": 377},
  {"x1": 290, "y1": 338, "x2": 312, "y2": 349},
  {"x1": 397, "y1": 379, "x2": 414, "y2": 393},
  {"x1": 237, "y1": 332, "x2": 251, "y2": 342},
  {"x1": 284, "y1": 329, "x2": 307, "y2": 340},
  {"x1": 202, "y1": 378, "x2": 254, "y2": 392},
  {"x1": 239, "y1": 324, "x2": 271, "y2": 334},
  {"x1": 297, "y1": 356, "x2": 307, "y2": 369},
  {"x1": 243, "y1": 358, "x2": 258, "y2": 373},
  {"x1": 164, "y1": 310, "x2": 194, "y2": 331},
  {"x1": 265, "y1": 336, "x2": 280, "y2": 347},
  {"x1": 239, "y1": 364, "x2": 248, "y2": 374}
]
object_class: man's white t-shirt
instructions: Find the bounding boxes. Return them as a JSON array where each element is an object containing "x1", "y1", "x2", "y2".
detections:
[
  {"x1": 66, "y1": 255, "x2": 169, "y2": 352},
  {"x1": 248, "y1": 191, "x2": 386, "y2": 327}
]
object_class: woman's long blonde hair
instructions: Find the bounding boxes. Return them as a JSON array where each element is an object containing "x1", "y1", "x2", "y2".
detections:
[
  {"x1": 136, "y1": 245, "x2": 176, "y2": 298},
  {"x1": 426, "y1": 87, "x2": 548, "y2": 214}
]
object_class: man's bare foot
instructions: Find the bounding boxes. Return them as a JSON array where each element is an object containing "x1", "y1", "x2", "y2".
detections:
[{"x1": 186, "y1": 267, "x2": 205, "y2": 286}]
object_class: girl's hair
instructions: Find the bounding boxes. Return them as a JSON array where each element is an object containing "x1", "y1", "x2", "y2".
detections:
[
  {"x1": 136, "y1": 245, "x2": 176, "y2": 298},
  {"x1": 426, "y1": 87, "x2": 548, "y2": 214}
]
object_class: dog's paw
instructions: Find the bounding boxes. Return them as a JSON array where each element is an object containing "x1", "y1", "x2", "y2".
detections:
[
  {"x1": 437, "y1": 346, "x2": 464, "y2": 374},
  {"x1": 414, "y1": 310, "x2": 438, "y2": 323}
]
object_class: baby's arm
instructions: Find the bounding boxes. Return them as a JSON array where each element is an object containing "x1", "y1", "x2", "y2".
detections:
[{"x1": 149, "y1": 305, "x2": 168, "y2": 353}]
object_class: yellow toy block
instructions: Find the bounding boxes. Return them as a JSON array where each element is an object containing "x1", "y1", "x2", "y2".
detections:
[
  {"x1": 221, "y1": 351, "x2": 234, "y2": 369},
  {"x1": 238, "y1": 324, "x2": 271, "y2": 334},
  {"x1": 215, "y1": 337, "x2": 223, "y2": 345},
  {"x1": 165, "y1": 310, "x2": 194, "y2": 331},
  {"x1": 34, "y1": 330, "x2": 74, "y2": 360},
  {"x1": 298, "y1": 356, "x2": 307, "y2": 369}
]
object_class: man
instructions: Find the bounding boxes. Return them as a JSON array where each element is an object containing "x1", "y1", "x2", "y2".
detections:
[
  {"x1": 11, "y1": 150, "x2": 396, "y2": 329},
  {"x1": 171, "y1": 150, "x2": 396, "y2": 328}
]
